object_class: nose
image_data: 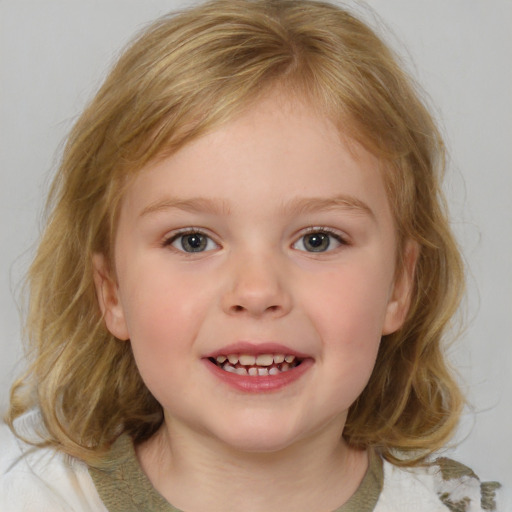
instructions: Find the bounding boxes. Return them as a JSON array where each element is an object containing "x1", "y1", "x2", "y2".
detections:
[{"x1": 221, "y1": 252, "x2": 292, "y2": 318}]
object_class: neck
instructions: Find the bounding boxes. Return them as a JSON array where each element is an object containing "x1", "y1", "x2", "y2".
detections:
[{"x1": 136, "y1": 417, "x2": 368, "y2": 512}]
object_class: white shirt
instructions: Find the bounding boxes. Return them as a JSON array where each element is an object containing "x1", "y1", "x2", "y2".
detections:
[{"x1": 0, "y1": 410, "x2": 503, "y2": 512}]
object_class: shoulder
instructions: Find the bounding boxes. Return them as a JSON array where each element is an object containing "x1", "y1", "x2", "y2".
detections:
[
  {"x1": 0, "y1": 410, "x2": 107, "y2": 512},
  {"x1": 375, "y1": 456, "x2": 502, "y2": 512}
]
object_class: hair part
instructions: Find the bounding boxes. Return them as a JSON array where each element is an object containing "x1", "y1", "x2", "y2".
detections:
[{"x1": 8, "y1": 0, "x2": 464, "y2": 467}]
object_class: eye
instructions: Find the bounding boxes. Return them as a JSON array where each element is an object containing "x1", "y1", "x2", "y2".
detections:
[
  {"x1": 166, "y1": 231, "x2": 218, "y2": 253},
  {"x1": 293, "y1": 229, "x2": 345, "y2": 253}
]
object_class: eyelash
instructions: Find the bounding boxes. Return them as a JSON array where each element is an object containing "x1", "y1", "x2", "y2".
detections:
[
  {"x1": 161, "y1": 227, "x2": 349, "y2": 254},
  {"x1": 162, "y1": 228, "x2": 219, "y2": 253},
  {"x1": 293, "y1": 227, "x2": 349, "y2": 253}
]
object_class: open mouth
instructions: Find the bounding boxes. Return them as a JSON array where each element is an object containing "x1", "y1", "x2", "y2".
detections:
[{"x1": 208, "y1": 353, "x2": 302, "y2": 376}]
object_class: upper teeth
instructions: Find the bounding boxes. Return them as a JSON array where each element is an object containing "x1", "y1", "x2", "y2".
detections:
[{"x1": 216, "y1": 353, "x2": 296, "y2": 366}]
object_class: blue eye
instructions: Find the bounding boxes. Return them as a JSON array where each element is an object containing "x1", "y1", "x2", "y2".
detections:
[
  {"x1": 168, "y1": 231, "x2": 218, "y2": 253},
  {"x1": 293, "y1": 230, "x2": 344, "y2": 253}
]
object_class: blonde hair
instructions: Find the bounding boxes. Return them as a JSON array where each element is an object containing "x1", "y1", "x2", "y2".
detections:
[{"x1": 8, "y1": 0, "x2": 464, "y2": 466}]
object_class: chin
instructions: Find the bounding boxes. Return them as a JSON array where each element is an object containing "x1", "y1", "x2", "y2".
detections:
[
  {"x1": 207, "y1": 417, "x2": 308, "y2": 455},
  {"x1": 220, "y1": 433, "x2": 298, "y2": 454}
]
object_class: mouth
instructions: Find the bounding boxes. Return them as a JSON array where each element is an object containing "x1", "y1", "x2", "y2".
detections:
[
  {"x1": 203, "y1": 343, "x2": 313, "y2": 392},
  {"x1": 208, "y1": 353, "x2": 302, "y2": 376}
]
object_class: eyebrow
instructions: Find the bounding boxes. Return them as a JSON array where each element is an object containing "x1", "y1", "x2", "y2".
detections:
[
  {"x1": 282, "y1": 195, "x2": 375, "y2": 219},
  {"x1": 139, "y1": 194, "x2": 374, "y2": 219},
  {"x1": 139, "y1": 197, "x2": 231, "y2": 217}
]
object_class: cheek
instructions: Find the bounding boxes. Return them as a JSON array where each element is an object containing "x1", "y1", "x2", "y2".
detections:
[
  {"x1": 306, "y1": 263, "x2": 393, "y2": 341},
  {"x1": 121, "y1": 280, "x2": 209, "y2": 411},
  {"x1": 118, "y1": 268, "x2": 211, "y2": 370},
  {"x1": 301, "y1": 263, "x2": 391, "y2": 399}
]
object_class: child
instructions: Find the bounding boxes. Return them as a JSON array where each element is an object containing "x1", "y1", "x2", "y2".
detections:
[{"x1": 0, "y1": 0, "x2": 502, "y2": 510}]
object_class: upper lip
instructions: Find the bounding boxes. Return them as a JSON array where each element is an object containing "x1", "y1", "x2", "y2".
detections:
[{"x1": 204, "y1": 341, "x2": 311, "y2": 360}]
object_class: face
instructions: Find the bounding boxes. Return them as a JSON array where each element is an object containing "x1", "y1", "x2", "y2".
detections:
[{"x1": 94, "y1": 93, "x2": 415, "y2": 454}]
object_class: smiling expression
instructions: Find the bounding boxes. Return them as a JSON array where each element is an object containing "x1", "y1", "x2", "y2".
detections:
[{"x1": 94, "y1": 92, "x2": 414, "y2": 453}]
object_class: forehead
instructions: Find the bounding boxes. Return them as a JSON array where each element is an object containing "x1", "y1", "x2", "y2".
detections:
[{"x1": 118, "y1": 92, "x2": 391, "y2": 226}]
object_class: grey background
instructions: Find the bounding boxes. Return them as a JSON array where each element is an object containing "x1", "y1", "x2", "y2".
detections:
[{"x1": 1, "y1": 0, "x2": 511, "y2": 503}]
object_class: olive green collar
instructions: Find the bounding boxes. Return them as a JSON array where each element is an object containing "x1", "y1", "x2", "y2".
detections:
[{"x1": 89, "y1": 435, "x2": 383, "y2": 512}]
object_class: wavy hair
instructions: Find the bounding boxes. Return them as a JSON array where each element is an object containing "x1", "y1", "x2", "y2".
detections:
[{"x1": 7, "y1": 0, "x2": 464, "y2": 466}]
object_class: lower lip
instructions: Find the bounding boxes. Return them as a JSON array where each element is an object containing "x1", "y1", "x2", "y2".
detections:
[{"x1": 203, "y1": 358, "x2": 314, "y2": 393}]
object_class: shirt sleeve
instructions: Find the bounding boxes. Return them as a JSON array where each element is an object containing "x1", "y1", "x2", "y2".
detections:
[{"x1": 0, "y1": 416, "x2": 107, "y2": 512}]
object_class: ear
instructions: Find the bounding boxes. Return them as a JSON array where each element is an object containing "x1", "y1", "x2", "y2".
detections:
[
  {"x1": 382, "y1": 240, "x2": 419, "y2": 335},
  {"x1": 92, "y1": 253, "x2": 130, "y2": 340}
]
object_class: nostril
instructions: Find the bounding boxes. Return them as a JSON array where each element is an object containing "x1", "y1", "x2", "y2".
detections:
[{"x1": 231, "y1": 304, "x2": 281, "y2": 314}]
